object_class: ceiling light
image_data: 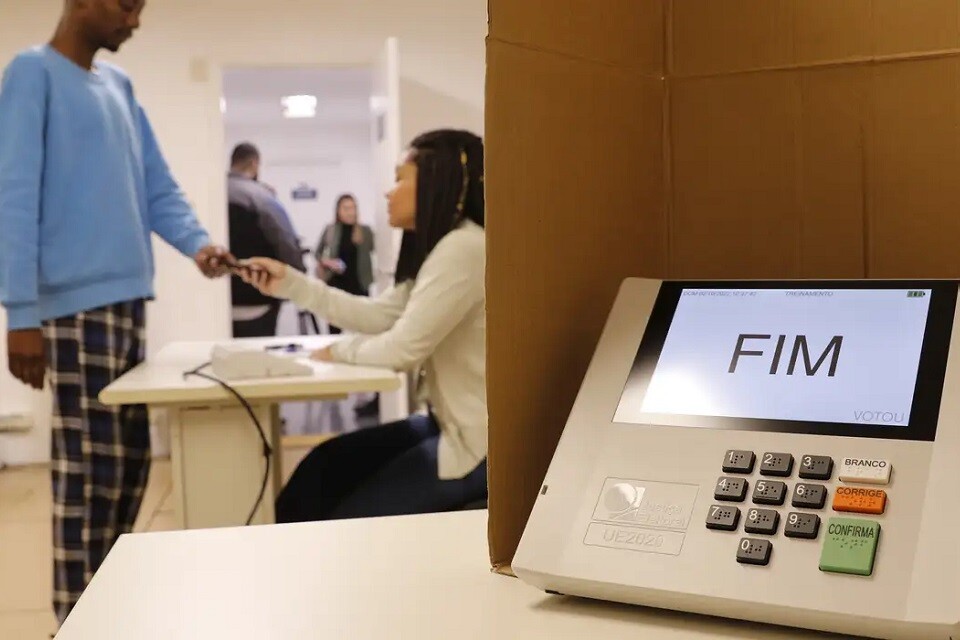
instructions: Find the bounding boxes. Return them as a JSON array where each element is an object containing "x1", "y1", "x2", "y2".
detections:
[
  {"x1": 281, "y1": 94, "x2": 317, "y2": 119},
  {"x1": 219, "y1": 97, "x2": 226, "y2": 114}
]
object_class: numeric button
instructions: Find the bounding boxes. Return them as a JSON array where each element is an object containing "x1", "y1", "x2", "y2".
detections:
[
  {"x1": 760, "y1": 452, "x2": 794, "y2": 477},
  {"x1": 744, "y1": 508, "x2": 780, "y2": 535},
  {"x1": 752, "y1": 480, "x2": 787, "y2": 506},
  {"x1": 705, "y1": 505, "x2": 740, "y2": 531},
  {"x1": 714, "y1": 477, "x2": 748, "y2": 502},
  {"x1": 792, "y1": 483, "x2": 828, "y2": 509},
  {"x1": 784, "y1": 513, "x2": 821, "y2": 539},
  {"x1": 722, "y1": 450, "x2": 756, "y2": 474},
  {"x1": 737, "y1": 538, "x2": 773, "y2": 566},
  {"x1": 799, "y1": 455, "x2": 833, "y2": 480}
]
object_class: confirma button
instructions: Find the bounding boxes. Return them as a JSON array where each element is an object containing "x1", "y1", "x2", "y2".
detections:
[{"x1": 838, "y1": 458, "x2": 892, "y2": 485}]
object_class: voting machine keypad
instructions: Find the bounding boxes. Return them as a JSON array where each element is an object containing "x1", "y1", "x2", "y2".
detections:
[{"x1": 706, "y1": 451, "x2": 891, "y2": 576}]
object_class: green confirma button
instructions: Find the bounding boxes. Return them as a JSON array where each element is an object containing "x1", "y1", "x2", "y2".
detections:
[{"x1": 819, "y1": 517, "x2": 880, "y2": 577}]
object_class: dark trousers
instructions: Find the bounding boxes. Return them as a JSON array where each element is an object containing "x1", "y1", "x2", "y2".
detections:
[
  {"x1": 232, "y1": 302, "x2": 281, "y2": 338},
  {"x1": 275, "y1": 414, "x2": 487, "y2": 522},
  {"x1": 42, "y1": 300, "x2": 149, "y2": 625}
]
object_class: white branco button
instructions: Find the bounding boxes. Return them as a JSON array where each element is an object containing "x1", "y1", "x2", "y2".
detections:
[{"x1": 838, "y1": 458, "x2": 892, "y2": 485}]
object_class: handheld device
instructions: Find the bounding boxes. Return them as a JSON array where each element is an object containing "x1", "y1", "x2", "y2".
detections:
[{"x1": 514, "y1": 278, "x2": 960, "y2": 640}]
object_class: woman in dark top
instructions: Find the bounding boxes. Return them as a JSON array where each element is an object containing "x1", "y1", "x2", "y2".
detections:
[{"x1": 315, "y1": 194, "x2": 375, "y2": 333}]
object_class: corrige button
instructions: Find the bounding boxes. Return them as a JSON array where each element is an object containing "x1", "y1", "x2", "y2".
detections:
[
  {"x1": 838, "y1": 458, "x2": 892, "y2": 485},
  {"x1": 833, "y1": 486, "x2": 887, "y2": 515}
]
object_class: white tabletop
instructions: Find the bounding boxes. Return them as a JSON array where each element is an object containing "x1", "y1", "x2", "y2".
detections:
[
  {"x1": 99, "y1": 336, "x2": 401, "y2": 406},
  {"x1": 56, "y1": 510, "x2": 836, "y2": 639}
]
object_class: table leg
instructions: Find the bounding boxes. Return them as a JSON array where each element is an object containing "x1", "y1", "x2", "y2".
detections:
[{"x1": 169, "y1": 402, "x2": 283, "y2": 529}]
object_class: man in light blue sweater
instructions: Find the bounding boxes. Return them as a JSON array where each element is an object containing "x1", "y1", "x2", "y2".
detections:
[{"x1": 0, "y1": 0, "x2": 231, "y2": 625}]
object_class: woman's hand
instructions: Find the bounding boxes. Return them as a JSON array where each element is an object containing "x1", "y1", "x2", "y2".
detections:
[
  {"x1": 310, "y1": 346, "x2": 335, "y2": 362},
  {"x1": 236, "y1": 257, "x2": 288, "y2": 297}
]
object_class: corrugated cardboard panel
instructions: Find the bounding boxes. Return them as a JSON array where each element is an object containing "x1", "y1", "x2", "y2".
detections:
[
  {"x1": 869, "y1": 57, "x2": 960, "y2": 277},
  {"x1": 794, "y1": 0, "x2": 873, "y2": 64},
  {"x1": 487, "y1": 0, "x2": 664, "y2": 74},
  {"x1": 670, "y1": 0, "x2": 794, "y2": 76},
  {"x1": 485, "y1": 40, "x2": 666, "y2": 568},
  {"x1": 798, "y1": 67, "x2": 868, "y2": 277},
  {"x1": 669, "y1": 71, "x2": 802, "y2": 278},
  {"x1": 874, "y1": 0, "x2": 960, "y2": 57}
]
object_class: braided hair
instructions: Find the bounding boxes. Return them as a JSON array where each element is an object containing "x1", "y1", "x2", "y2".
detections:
[{"x1": 395, "y1": 129, "x2": 485, "y2": 283}]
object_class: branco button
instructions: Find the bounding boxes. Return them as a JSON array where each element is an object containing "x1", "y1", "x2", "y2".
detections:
[
  {"x1": 833, "y1": 486, "x2": 887, "y2": 515},
  {"x1": 838, "y1": 458, "x2": 892, "y2": 485}
]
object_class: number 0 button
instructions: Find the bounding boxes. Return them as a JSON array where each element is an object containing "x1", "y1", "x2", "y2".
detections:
[{"x1": 737, "y1": 538, "x2": 772, "y2": 566}]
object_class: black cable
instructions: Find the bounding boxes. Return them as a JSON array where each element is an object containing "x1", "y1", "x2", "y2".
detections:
[{"x1": 182, "y1": 362, "x2": 273, "y2": 526}]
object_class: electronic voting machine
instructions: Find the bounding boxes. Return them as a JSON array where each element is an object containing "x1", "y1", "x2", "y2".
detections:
[{"x1": 514, "y1": 279, "x2": 960, "y2": 640}]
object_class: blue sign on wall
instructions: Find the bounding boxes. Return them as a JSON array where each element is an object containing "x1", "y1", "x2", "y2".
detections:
[{"x1": 292, "y1": 184, "x2": 318, "y2": 201}]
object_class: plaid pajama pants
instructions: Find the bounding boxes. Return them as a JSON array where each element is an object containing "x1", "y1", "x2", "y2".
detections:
[{"x1": 42, "y1": 299, "x2": 149, "y2": 624}]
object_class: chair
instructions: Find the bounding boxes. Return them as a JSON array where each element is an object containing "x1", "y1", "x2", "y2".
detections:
[{"x1": 298, "y1": 310, "x2": 321, "y2": 335}]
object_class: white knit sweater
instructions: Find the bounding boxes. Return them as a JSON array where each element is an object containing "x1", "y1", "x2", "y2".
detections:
[{"x1": 276, "y1": 220, "x2": 486, "y2": 479}]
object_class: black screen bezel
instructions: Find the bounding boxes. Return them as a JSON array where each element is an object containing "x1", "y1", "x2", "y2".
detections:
[{"x1": 615, "y1": 280, "x2": 957, "y2": 442}]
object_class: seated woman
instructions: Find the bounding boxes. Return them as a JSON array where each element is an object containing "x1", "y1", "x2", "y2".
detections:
[{"x1": 238, "y1": 129, "x2": 487, "y2": 522}]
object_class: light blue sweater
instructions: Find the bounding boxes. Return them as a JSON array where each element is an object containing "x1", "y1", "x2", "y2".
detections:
[{"x1": 0, "y1": 46, "x2": 210, "y2": 330}]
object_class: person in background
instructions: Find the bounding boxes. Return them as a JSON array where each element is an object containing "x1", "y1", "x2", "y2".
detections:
[
  {"x1": 238, "y1": 129, "x2": 487, "y2": 521},
  {"x1": 0, "y1": 0, "x2": 232, "y2": 626},
  {"x1": 314, "y1": 194, "x2": 375, "y2": 334},
  {"x1": 260, "y1": 180, "x2": 300, "y2": 246},
  {"x1": 227, "y1": 142, "x2": 305, "y2": 337}
]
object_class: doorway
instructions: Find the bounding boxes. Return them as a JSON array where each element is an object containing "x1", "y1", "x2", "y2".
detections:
[{"x1": 221, "y1": 64, "x2": 384, "y2": 438}]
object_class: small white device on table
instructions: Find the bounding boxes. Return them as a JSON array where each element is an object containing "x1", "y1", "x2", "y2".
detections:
[
  {"x1": 515, "y1": 278, "x2": 960, "y2": 640},
  {"x1": 99, "y1": 337, "x2": 401, "y2": 530},
  {"x1": 210, "y1": 343, "x2": 313, "y2": 380}
]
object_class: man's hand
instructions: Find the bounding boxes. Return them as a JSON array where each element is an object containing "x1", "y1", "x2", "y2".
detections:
[
  {"x1": 194, "y1": 245, "x2": 233, "y2": 278},
  {"x1": 7, "y1": 329, "x2": 45, "y2": 390}
]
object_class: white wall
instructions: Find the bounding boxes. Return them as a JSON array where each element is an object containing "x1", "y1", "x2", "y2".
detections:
[{"x1": 0, "y1": 0, "x2": 487, "y2": 464}]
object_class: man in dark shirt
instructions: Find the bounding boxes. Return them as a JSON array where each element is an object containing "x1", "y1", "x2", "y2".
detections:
[{"x1": 227, "y1": 143, "x2": 305, "y2": 337}]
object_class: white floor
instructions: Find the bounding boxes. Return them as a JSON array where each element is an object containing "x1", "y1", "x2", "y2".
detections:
[{"x1": 0, "y1": 446, "x2": 312, "y2": 638}]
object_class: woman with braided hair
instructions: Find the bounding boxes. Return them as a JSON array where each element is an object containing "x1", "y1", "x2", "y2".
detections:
[{"x1": 237, "y1": 129, "x2": 487, "y2": 520}]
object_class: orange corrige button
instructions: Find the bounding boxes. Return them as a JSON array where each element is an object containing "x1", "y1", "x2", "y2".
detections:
[{"x1": 833, "y1": 486, "x2": 887, "y2": 515}]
